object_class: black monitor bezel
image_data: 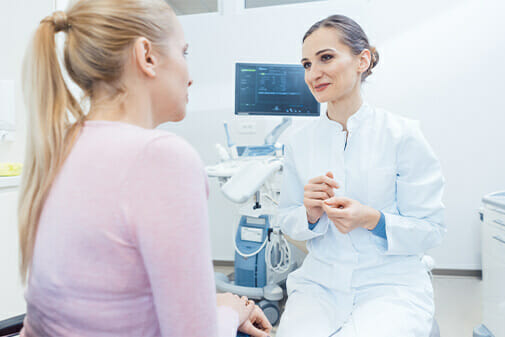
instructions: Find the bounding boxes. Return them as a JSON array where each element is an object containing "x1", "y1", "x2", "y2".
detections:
[{"x1": 235, "y1": 62, "x2": 320, "y2": 117}]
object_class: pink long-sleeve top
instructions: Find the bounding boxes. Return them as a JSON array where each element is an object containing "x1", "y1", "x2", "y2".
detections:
[{"x1": 21, "y1": 121, "x2": 238, "y2": 337}]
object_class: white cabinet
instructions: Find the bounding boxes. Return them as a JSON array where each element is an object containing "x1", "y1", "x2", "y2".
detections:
[
  {"x1": 481, "y1": 192, "x2": 505, "y2": 337},
  {"x1": 0, "y1": 187, "x2": 26, "y2": 319}
]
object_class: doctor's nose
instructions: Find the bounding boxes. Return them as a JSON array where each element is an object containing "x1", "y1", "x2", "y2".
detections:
[{"x1": 306, "y1": 65, "x2": 323, "y2": 84}]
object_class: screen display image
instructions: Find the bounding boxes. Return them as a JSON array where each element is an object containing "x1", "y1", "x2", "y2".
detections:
[{"x1": 235, "y1": 63, "x2": 320, "y2": 117}]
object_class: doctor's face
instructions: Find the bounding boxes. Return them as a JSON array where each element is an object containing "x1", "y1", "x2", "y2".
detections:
[{"x1": 301, "y1": 27, "x2": 362, "y2": 103}]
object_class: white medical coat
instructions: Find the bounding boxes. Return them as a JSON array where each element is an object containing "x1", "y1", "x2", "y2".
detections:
[{"x1": 278, "y1": 102, "x2": 445, "y2": 292}]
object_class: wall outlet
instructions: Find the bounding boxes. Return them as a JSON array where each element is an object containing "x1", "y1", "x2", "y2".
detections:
[{"x1": 238, "y1": 121, "x2": 257, "y2": 134}]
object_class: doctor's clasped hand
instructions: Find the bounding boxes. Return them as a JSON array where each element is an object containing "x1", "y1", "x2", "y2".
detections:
[
  {"x1": 322, "y1": 196, "x2": 381, "y2": 234},
  {"x1": 304, "y1": 171, "x2": 339, "y2": 224},
  {"x1": 305, "y1": 171, "x2": 381, "y2": 234}
]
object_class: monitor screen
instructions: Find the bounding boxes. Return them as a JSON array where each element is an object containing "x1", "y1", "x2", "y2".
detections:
[{"x1": 235, "y1": 63, "x2": 320, "y2": 117}]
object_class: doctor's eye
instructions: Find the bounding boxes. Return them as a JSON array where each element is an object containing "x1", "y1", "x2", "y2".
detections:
[
  {"x1": 302, "y1": 62, "x2": 311, "y2": 69},
  {"x1": 321, "y1": 54, "x2": 333, "y2": 62}
]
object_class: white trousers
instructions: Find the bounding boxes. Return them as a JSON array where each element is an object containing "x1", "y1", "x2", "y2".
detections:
[{"x1": 276, "y1": 279, "x2": 434, "y2": 337}]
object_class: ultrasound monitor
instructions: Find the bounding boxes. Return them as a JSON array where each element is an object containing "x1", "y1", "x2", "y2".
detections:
[{"x1": 235, "y1": 63, "x2": 320, "y2": 117}]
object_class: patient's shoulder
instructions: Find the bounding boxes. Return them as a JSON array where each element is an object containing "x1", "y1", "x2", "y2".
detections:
[{"x1": 139, "y1": 131, "x2": 203, "y2": 169}]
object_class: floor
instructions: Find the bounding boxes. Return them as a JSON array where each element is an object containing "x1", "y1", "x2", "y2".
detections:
[
  {"x1": 433, "y1": 275, "x2": 482, "y2": 337},
  {"x1": 214, "y1": 265, "x2": 483, "y2": 337}
]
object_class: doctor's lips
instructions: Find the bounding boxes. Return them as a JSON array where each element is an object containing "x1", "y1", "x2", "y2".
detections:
[{"x1": 314, "y1": 83, "x2": 331, "y2": 92}]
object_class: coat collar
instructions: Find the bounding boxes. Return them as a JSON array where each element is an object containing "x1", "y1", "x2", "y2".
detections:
[{"x1": 319, "y1": 102, "x2": 372, "y2": 132}]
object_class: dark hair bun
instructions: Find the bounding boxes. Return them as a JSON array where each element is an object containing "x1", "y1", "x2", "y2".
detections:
[{"x1": 370, "y1": 46, "x2": 379, "y2": 69}]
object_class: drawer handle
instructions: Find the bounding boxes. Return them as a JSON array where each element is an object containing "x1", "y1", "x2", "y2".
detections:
[
  {"x1": 493, "y1": 235, "x2": 505, "y2": 245},
  {"x1": 490, "y1": 207, "x2": 505, "y2": 216},
  {"x1": 493, "y1": 219, "x2": 505, "y2": 227}
]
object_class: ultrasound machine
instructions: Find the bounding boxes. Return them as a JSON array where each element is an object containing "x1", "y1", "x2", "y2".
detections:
[{"x1": 207, "y1": 62, "x2": 320, "y2": 329}]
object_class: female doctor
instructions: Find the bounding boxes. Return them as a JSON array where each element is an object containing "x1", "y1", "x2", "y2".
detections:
[{"x1": 276, "y1": 15, "x2": 445, "y2": 337}]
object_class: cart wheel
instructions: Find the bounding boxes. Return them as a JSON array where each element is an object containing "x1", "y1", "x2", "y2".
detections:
[{"x1": 258, "y1": 300, "x2": 280, "y2": 326}]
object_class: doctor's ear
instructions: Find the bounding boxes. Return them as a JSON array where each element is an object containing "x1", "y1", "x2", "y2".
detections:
[
  {"x1": 357, "y1": 49, "x2": 371, "y2": 74},
  {"x1": 133, "y1": 37, "x2": 157, "y2": 78}
]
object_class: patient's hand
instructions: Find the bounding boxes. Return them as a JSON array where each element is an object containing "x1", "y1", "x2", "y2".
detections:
[
  {"x1": 216, "y1": 293, "x2": 254, "y2": 326},
  {"x1": 238, "y1": 300, "x2": 272, "y2": 337}
]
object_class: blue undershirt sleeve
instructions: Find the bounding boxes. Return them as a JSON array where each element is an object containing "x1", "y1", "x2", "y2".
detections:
[
  {"x1": 308, "y1": 218, "x2": 319, "y2": 231},
  {"x1": 369, "y1": 211, "x2": 387, "y2": 239}
]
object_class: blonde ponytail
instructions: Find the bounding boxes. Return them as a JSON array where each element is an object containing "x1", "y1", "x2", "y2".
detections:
[
  {"x1": 18, "y1": 0, "x2": 174, "y2": 283},
  {"x1": 19, "y1": 12, "x2": 85, "y2": 283}
]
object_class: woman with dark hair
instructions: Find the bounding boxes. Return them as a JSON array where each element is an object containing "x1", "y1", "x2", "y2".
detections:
[{"x1": 276, "y1": 15, "x2": 445, "y2": 337}]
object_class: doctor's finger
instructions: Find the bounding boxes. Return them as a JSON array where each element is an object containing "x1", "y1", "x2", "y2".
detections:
[
  {"x1": 316, "y1": 183, "x2": 337, "y2": 197},
  {"x1": 304, "y1": 198, "x2": 324, "y2": 208},
  {"x1": 324, "y1": 196, "x2": 352, "y2": 207},
  {"x1": 322, "y1": 203, "x2": 350, "y2": 217},
  {"x1": 304, "y1": 183, "x2": 337, "y2": 197},
  {"x1": 305, "y1": 181, "x2": 336, "y2": 191},
  {"x1": 308, "y1": 175, "x2": 339, "y2": 188},
  {"x1": 321, "y1": 175, "x2": 339, "y2": 189},
  {"x1": 324, "y1": 184, "x2": 335, "y2": 197},
  {"x1": 305, "y1": 191, "x2": 332, "y2": 200}
]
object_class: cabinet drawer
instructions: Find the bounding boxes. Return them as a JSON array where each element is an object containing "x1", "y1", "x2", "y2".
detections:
[
  {"x1": 482, "y1": 223, "x2": 505, "y2": 310},
  {"x1": 487, "y1": 225, "x2": 505, "y2": 264},
  {"x1": 484, "y1": 207, "x2": 505, "y2": 230}
]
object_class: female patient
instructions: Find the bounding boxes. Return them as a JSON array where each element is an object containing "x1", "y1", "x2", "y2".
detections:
[{"x1": 18, "y1": 0, "x2": 271, "y2": 336}]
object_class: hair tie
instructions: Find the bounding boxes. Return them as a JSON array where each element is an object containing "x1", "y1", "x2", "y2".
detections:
[
  {"x1": 41, "y1": 11, "x2": 70, "y2": 33},
  {"x1": 369, "y1": 46, "x2": 377, "y2": 65}
]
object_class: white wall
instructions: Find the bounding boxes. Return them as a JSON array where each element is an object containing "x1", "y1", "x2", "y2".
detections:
[
  {"x1": 162, "y1": 0, "x2": 505, "y2": 268},
  {"x1": 365, "y1": 0, "x2": 505, "y2": 269},
  {"x1": 0, "y1": 0, "x2": 54, "y2": 319}
]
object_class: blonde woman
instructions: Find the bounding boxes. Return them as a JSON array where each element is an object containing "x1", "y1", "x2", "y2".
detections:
[{"x1": 18, "y1": 1, "x2": 271, "y2": 336}]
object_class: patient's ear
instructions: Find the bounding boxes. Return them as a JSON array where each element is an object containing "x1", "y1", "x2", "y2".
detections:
[{"x1": 133, "y1": 37, "x2": 157, "y2": 78}]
